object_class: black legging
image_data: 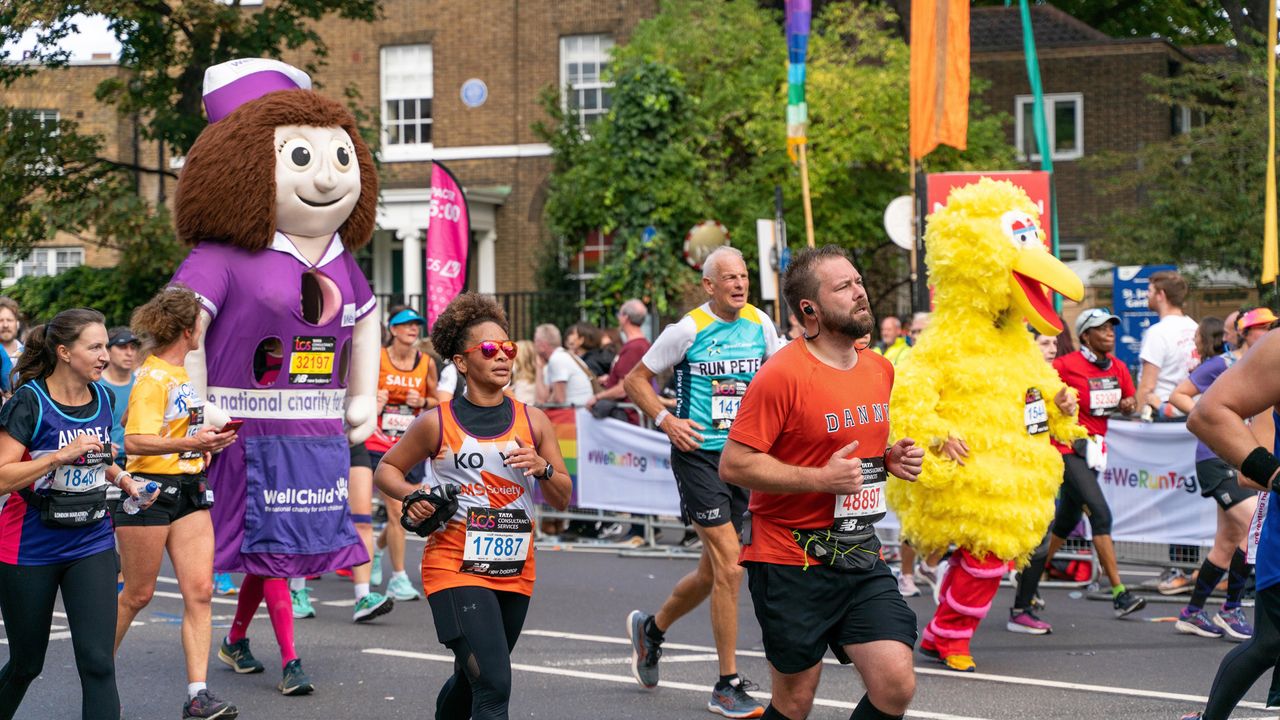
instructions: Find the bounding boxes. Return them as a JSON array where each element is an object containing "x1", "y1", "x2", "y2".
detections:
[
  {"x1": 1014, "y1": 532, "x2": 1051, "y2": 610},
  {"x1": 1050, "y1": 452, "x2": 1114, "y2": 538},
  {"x1": 428, "y1": 586, "x2": 530, "y2": 720},
  {"x1": 0, "y1": 548, "x2": 119, "y2": 720},
  {"x1": 1201, "y1": 584, "x2": 1280, "y2": 719}
]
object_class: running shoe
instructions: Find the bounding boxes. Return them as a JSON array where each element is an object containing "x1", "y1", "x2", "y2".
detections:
[
  {"x1": 897, "y1": 572, "x2": 921, "y2": 598},
  {"x1": 353, "y1": 592, "x2": 394, "y2": 623},
  {"x1": 613, "y1": 535, "x2": 646, "y2": 548},
  {"x1": 941, "y1": 654, "x2": 976, "y2": 672},
  {"x1": 1175, "y1": 608, "x2": 1224, "y2": 638},
  {"x1": 278, "y1": 659, "x2": 314, "y2": 696},
  {"x1": 213, "y1": 573, "x2": 237, "y2": 596},
  {"x1": 1180, "y1": 713, "x2": 1203, "y2": 720},
  {"x1": 598, "y1": 522, "x2": 627, "y2": 539},
  {"x1": 1113, "y1": 589, "x2": 1147, "y2": 618},
  {"x1": 679, "y1": 530, "x2": 702, "y2": 551},
  {"x1": 335, "y1": 567, "x2": 353, "y2": 579},
  {"x1": 627, "y1": 610, "x2": 662, "y2": 689},
  {"x1": 291, "y1": 587, "x2": 316, "y2": 619},
  {"x1": 218, "y1": 637, "x2": 265, "y2": 674},
  {"x1": 1158, "y1": 567, "x2": 1194, "y2": 595},
  {"x1": 1006, "y1": 608, "x2": 1052, "y2": 635},
  {"x1": 1213, "y1": 607, "x2": 1254, "y2": 642},
  {"x1": 708, "y1": 675, "x2": 765, "y2": 718},
  {"x1": 387, "y1": 574, "x2": 421, "y2": 601},
  {"x1": 370, "y1": 549, "x2": 383, "y2": 587},
  {"x1": 182, "y1": 689, "x2": 238, "y2": 719}
]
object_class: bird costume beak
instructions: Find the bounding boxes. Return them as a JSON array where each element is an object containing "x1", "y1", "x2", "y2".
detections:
[{"x1": 1010, "y1": 248, "x2": 1083, "y2": 335}]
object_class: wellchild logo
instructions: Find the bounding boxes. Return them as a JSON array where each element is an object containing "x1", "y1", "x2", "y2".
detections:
[
  {"x1": 1101, "y1": 467, "x2": 1197, "y2": 495},
  {"x1": 262, "y1": 477, "x2": 350, "y2": 512},
  {"x1": 586, "y1": 450, "x2": 671, "y2": 473}
]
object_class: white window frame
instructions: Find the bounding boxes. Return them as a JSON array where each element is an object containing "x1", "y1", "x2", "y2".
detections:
[
  {"x1": 1015, "y1": 93, "x2": 1084, "y2": 162},
  {"x1": 1057, "y1": 242, "x2": 1086, "y2": 262},
  {"x1": 2, "y1": 246, "x2": 84, "y2": 287},
  {"x1": 559, "y1": 34, "x2": 614, "y2": 130},
  {"x1": 380, "y1": 44, "x2": 434, "y2": 163}
]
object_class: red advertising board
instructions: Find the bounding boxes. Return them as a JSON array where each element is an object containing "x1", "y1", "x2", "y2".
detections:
[{"x1": 925, "y1": 171, "x2": 1052, "y2": 250}]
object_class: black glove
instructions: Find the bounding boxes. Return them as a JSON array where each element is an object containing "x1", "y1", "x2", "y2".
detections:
[{"x1": 400, "y1": 484, "x2": 461, "y2": 538}]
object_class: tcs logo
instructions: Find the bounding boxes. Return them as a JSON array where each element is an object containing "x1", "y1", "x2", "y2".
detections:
[{"x1": 294, "y1": 338, "x2": 314, "y2": 352}]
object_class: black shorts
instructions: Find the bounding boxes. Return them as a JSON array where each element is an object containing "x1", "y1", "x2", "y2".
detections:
[
  {"x1": 350, "y1": 443, "x2": 373, "y2": 470},
  {"x1": 1198, "y1": 458, "x2": 1256, "y2": 510},
  {"x1": 113, "y1": 473, "x2": 206, "y2": 527},
  {"x1": 672, "y1": 448, "x2": 747, "y2": 531},
  {"x1": 370, "y1": 450, "x2": 426, "y2": 485},
  {"x1": 745, "y1": 560, "x2": 918, "y2": 674}
]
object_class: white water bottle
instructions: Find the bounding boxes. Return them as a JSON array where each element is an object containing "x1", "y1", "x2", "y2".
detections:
[{"x1": 122, "y1": 481, "x2": 160, "y2": 515}]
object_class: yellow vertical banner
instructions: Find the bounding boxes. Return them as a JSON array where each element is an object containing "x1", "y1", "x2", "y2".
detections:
[{"x1": 1265, "y1": 0, "x2": 1278, "y2": 285}]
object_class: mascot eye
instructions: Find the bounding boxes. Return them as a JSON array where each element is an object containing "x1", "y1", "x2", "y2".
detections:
[
  {"x1": 280, "y1": 138, "x2": 315, "y2": 171},
  {"x1": 331, "y1": 139, "x2": 353, "y2": 172},
  {"x1": 1000, "y1": 210, "x2": 1041, "y2": 249}
]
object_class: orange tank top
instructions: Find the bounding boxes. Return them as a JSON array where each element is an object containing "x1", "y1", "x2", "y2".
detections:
[
  {"x1": 367, "y1": 348, "x2": 436, "y2": 453},
  {"x1": 420, "y1": 399, "x2": 539, "y2": 597}
]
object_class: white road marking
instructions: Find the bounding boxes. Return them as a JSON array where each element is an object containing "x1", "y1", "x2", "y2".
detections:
[
  {"x1": 362, "y1": 648, "x2": 993, "y2": 720},
  {"x1": 152, "y1": 590, "x2": 238, "y2": 605},
  {"x1": 518, "y1": 628, "x2": 1270, "y2": 712}
]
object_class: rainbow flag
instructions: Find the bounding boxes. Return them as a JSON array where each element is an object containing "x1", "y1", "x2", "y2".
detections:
[
  {"x1": 785, "y1": 0, "x2": 811, "y2": 157},
  {"x1": 535, "y1": 407, "x2": 579, "y2": 505}
]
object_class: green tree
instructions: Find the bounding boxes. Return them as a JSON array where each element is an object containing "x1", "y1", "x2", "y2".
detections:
[
  {"x1": 538, "y1": 0, "x2": 1014, "y2": 317},
  {"x1": 1088, "y1": 49, "x2": 1272, "y2": 285},
  {"x1": 970, "y1": 0, "x2": 1234, "y2": 45},
  {"x1": 0, "y1": 0, "x2": 381, "y2": 315}
]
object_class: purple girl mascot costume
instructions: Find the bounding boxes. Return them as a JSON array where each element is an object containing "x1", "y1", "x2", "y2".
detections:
[{"x1": 171, "y1": 59, "x2": 380, "y2": 695}]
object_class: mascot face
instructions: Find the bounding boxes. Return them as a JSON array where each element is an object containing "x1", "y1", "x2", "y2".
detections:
[
  {"x1": 274, "y1": 125, "x2": 362, "y2": 239},
  {"x1": 925, "y1": 178, "x2": 1083, "y2": 335}
]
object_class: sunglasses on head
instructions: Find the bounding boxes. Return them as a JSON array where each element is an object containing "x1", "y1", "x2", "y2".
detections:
[{"x1": 463, "y1": 340, "x2": 518, "y2": 359}]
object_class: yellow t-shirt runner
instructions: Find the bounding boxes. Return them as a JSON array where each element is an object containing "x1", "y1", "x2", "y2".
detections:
[{"x1": 125, "y1": 355, "x2": 206, "y2": 476}]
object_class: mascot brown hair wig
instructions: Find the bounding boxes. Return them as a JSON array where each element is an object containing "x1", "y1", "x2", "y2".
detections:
[{"x1": 175, "y1": 90, "x2": 377, "y2": 252}]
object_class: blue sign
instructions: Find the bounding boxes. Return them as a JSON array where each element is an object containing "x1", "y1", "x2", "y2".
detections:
[
  {"x1": 641, "y1": 225, "x2": 657, "y2": 247},
  {"x1": 780, "y1": 246, "x2": 792, "y2": 271},
  {"x1": 1113, "y1": 264, "x2": 1176, "y2": 373},
  {"x1": 460, "y1": 79, "x2": 488, "y2": 108}
]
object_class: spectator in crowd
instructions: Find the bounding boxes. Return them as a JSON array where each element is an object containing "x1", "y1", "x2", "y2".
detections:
[
  {"x1": 567, "y1": 322, "x2": 613, "y2": 377},
  {"x1": 908, "y1": 312, "x2": 930, "y2": 344},
  {"x1": 874, "y1": 316, "x2": 909, "y2": 364},
  {"x1": 1137, "y1": 270, "x2": 1199, "y2": 420},
  {"x1": 0, "y1": 297, "x2": 23, "y2": 368},
  {"x1": 534, "y1": 324, "x2": 593, "y2": 407},
  {"x1": 1167, "y1": 312, "x2": 1264, "y2": 642},
  {"x1": 1034, "y1": 329, "x2": 1059, "y2": 363},
  {"x1": 1223, "y1": 310, "x2": 1241, "y2": 351},
  {"x1": 102, "y1": 328, "x2": 141, "y2": 470},
  {"x1": 510, "y1": 340, "x2": 538, "y2": 405}
]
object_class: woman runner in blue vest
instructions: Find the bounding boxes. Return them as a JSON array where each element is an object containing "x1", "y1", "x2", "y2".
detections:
[{"x1": 0, "y1": 308, "x2": 154, "y2": 720}]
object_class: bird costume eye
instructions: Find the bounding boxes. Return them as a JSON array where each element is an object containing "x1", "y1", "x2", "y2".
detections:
[{"x1": 1000, "y1": 210, "x2": 1041, "y2": 248}]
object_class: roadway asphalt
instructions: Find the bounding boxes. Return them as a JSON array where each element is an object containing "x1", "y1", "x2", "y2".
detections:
[{"x1": 3, "y1": 538, "x2": 1273, "y2": 720}]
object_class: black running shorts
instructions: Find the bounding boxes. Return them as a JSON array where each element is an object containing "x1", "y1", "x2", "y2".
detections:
[
  {"x1": 113, "y1": 473, "x2": 206, "y2": 527},
  {"x1": 672, "y1": 448, "x2": 748, "y2": 531},
  {"x1": 350, "y1": 442, "x2": 373, "y2": 470},
  {"x1": 370, "y1": 450, "x2": 426, "y2": 485},
  {"x1": 1198, "y1": 458, "x2": 1256, "y2": 511},
  {"x1": 745, "y1": 559, "x2": 918, "y2": 674}
]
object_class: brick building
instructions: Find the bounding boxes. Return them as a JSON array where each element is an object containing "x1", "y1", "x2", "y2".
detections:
[
  {"x1": 0, "y1": 56, "x2": 165, "y2": 285},
  {"x1": 969, "y1": 5, "x2": 1204, "y2": 265},
  {"x1": 277, "y1": 0, "x2": 658, "y2": 308}
]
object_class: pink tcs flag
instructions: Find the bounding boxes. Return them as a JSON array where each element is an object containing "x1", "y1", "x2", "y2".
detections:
[{"x1": 425, "y1": 161, "x2": 470, "y2": 330}]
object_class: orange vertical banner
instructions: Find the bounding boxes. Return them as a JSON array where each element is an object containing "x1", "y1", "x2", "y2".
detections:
[{"x1": 909, "y1": 0, "x2": 971, "y2": 159}]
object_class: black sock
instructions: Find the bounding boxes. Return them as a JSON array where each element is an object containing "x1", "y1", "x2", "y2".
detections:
[
  {"x1": 849, "y1": 693, "x2": 903, "y2": 720},
  {"x1": 716, "y1": 673, "x2": 738, "y2": 689},
  {"x1": 644, "y1": 616, "x2": 665, "y2": 643},
  {"x1": 762, "y1": 705, "x2": 795, "y2": 720},
  {"x1": 1189, "y1": 559, "x2": 1228, "y2": 611},
  {"x1": 1226, "y1": 548, "x2": 1252, "y2": 608}
]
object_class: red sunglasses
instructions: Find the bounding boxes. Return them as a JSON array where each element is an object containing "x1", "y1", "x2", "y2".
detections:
[{"x1": 463, "y1": 340, "x2": 518, "y2": 359}]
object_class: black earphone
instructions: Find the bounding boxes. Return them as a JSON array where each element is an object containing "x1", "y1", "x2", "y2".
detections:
[
  {"x1": 801, "y1": 304, "x2": 820, "y2": 339},
  {"x1": 803, "y1": 305, "x2": 815, "y2": 315}
]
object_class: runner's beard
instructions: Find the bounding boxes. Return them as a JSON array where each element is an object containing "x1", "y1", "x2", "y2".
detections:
[{"x1": 820, "y1": 305, "x2": 875, "y2": 341}]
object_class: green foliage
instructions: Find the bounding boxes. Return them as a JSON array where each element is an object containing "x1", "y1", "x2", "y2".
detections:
[
  {"x1": 1087, "y1": 48, "x2": 1270, "y2": 284},
  {"x1": 537, "y1": 0, "x2": 1015, "y2": 317},
  {"x1": 2, "y1": 0, "x2": 382, "y2": 155},
  {"x1": 971, "y1": 0, "x2": 1234, "y2": 45}
]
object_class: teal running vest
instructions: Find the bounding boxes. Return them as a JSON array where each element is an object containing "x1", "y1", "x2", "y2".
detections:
[{"x1": 673, "y1": 304, "x2": 770, "y2": 452}]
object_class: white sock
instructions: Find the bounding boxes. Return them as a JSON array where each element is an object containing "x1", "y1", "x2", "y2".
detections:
[
  {"x1": 354, "y1": 582, "x2": 370, "y2": 600},
  {"x1": 289, "y1": 577, "x2": 306, "y2": 591},
  {"x1": 187, "y1": 681, "x2": 206, "y2": 700},
  {"x1": 392, "y1": 570, "x2": 408, "y2": 581}
]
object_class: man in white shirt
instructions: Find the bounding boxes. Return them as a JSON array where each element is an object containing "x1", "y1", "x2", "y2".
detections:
[
  {"x1": 534, "y1": 323, "x2": 593, "y2": 406},
  {"x1": 0, "y1": 297, "x2": 23, "y2": 366},
  {"x1": 1137, "y1": 270, "x2": 1199, "y2": 419}
]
